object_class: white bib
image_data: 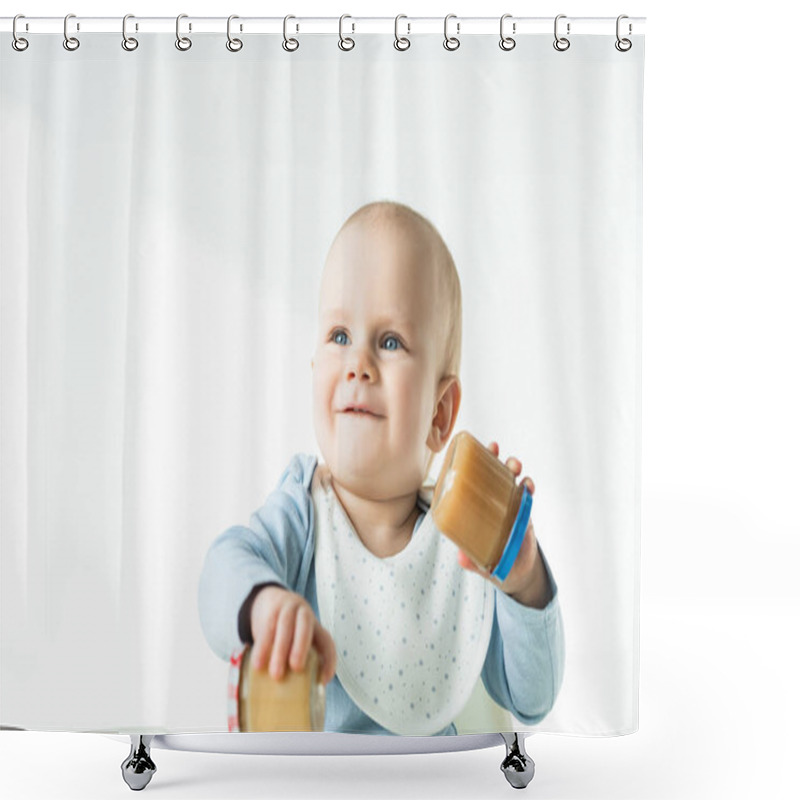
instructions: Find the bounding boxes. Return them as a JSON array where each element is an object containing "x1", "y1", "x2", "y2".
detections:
[{"x1": 312, "y1": 464, "x2": 495, "y2": 736}]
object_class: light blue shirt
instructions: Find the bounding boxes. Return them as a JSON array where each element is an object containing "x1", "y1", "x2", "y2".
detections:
[{"x1": 198, "y1": 454, "x2": 565, "y2": 735}]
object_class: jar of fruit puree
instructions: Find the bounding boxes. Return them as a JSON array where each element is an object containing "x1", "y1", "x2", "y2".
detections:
[
  {"x1": 228, "y1": 645, "x2": 326, "y2": 732},
  {"x1": 430, "y1": 431, "x2": 532, "y2": 582}
]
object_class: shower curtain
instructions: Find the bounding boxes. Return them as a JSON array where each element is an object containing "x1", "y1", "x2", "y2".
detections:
[{"x1": 1, "y1": 19, "x2": 644, "y2": 738}]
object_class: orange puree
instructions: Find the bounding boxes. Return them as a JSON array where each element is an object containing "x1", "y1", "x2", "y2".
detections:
[
  {"x1": 239, "y1": 646, "x2": 326, "y2": 732},
  {"x1": 431, "y1": 431, "x2": 528, "y2": 576}
]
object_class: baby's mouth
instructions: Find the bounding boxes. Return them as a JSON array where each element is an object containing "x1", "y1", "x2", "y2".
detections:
[{"x1": 340, "y1": 406, "x2": 383, "y2": 418}]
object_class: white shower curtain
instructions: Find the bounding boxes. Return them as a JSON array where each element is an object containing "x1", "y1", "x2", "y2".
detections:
[{"x1": 1, "y1": 24, "x2": 643, "y2": 736}]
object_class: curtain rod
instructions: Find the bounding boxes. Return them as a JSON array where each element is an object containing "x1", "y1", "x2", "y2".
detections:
[{"x1": 1, "y1": 16, "x2": 646, "y2": 36}]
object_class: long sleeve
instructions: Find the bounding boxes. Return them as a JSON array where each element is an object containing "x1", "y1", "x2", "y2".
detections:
[
  {"x1": 480, "y1": 548, "x2": 565, "y2": 725},
  {"x1": 197, "y1": 454, "x2": 319, "y2": 661}
]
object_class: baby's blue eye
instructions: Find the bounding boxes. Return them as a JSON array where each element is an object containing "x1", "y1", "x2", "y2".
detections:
[
  {"x1": 383, "y1": 336, "x2": 401, "y2": 351},
  {"x1": 332, "y1": 330, "x2": 350, "y2": 346}
]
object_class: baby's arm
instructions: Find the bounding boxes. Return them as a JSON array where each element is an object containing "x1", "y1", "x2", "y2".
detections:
[
  {"x1": 458, "y1": 441, "x2": 564, "y2": 722},
  {"x1": 481, "y1": 557, "x2": 565, "y2": 724},
  {"x1": 197, "y1": 455, "x2": 318, "y2": 662}
]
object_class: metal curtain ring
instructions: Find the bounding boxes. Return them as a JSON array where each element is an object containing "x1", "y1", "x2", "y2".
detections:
[
  {"x1": 394, "y1": 15, "x2": 410, "y2": 51},
  {"x1": 227, "y1": 15, "x2": 243, "y2": 51},
  {"x1": 499, "y1": 14, "x2": 516, "y2": 51},
  {"x1": 338, "y1": 14, "x2": 355, "y2": 51},
  {"x1": 122, "y1": 14, "x2": 139, "y2": 51},
  {"x1": 615, "y1": 14, "x2": 632, "y2": 51},
  {"x1": 176, "y1": 14, "x2": 192, "y2": 50},
  {"x1": 443, "y1": 14, "x2": 460, "y2": 51},
  {"x1": 553, "y1": 14, "x2": 570, "y2": 51},
  {"x1": 12, "y1": 14, "x2": 29, "y2": 51},
  {"x1": 283, "y1": 15, "x2": 299, "y2": 52},
  {"x1": 63, "y1": 13, "x2": 80, "y2": 51}
]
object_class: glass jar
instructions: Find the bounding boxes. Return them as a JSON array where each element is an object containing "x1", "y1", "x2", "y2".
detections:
[
  {"x1": 430, "y1": 431, "x2": 532, "y2": 581},
  {"x1": 232, "y1": 645, "x2": 326, "y2": 732}
]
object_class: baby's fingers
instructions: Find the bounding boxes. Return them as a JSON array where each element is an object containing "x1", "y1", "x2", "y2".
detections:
[
  {"x1": 457, "y1": 549, "x2": 476, "y2": 572},
  {"x1": 289, "y1": 604, "x2": 315, "y2": 673},
  {"x1": 490, "y1": 442, "x2": 535, "y2": 500},
  {"x1": 457, "y1": 549, "x2": 489, "y2": 577},
  {"x1": 269, "y1": 603, "x2": 297, "y2": 680},
  {"x1": 250, "y1": 611, "x2": 279, "y2": 673},
  {"x1": 506, "y1": 456, "x2": 522, "y2": 476},
  {"x1": 488, "y1": 441, "x2": 522, "y2": 476}
]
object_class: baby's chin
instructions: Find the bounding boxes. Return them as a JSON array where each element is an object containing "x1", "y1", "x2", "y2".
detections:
[
  {"x1": 327, "y1": 459, "x2": 388, "y2": 498},
  {"x1": 324, "y1": 453, "x2": 421, "y2": 501}
]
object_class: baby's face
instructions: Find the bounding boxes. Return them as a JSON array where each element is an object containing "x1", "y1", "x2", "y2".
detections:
[{"x1": 312, "y1": 218, "x2": 444, "y2": 501}]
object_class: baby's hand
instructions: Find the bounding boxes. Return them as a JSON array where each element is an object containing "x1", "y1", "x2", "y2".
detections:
[
  {"x1": 456, "y1": 441, "x2": 552, "y2": 609},
  {"x1": 249, "y1": 585, "x2": 337, "y2": 684}
]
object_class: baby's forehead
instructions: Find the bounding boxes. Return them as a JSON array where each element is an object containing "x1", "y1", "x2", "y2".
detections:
[
  {"x1": 318, "y1": 261, "x2": 431, "y2": 318},
  {"x1": 327, "y1": 215, "x2": 443, "y2": 279},
  {"x1": 320, "y1": 255, "x2": 433, "y2": 319}
]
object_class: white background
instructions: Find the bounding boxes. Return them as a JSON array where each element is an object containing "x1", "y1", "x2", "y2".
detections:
[{"x1": 1, "y1": 1, "x2": 798, "y2": 799}]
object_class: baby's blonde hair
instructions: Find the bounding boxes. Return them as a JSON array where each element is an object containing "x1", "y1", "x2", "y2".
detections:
[{"x1": 339, "y1": 200, "x2": 462, "y2": 382}]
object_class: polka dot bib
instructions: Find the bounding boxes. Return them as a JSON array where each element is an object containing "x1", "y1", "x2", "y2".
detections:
[{"x1": 312, "y1": 464, "x2": 495, "y2": 736}]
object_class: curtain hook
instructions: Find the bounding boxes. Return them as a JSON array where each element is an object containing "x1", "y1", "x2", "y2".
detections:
[
  {"x1": 615, "y1": 15, "x2": 632, "y2": 52},
  {"x1": 338, "y1": 14, "x2": 355, "y2": 51},
  {"x1": 227, "y1": 15, "x2": 243, "y2": 52},
  {"x1": 175, "y1": 14, "x2": 192, "y2": 50},
  {"x1": 283, "y1": 15, "x2": 299, "y2": 52},
  {"x1": 12, "y1": 14, "x2": 29, "y2": 51},
  {"x1": 443, "y1": 14, "x2": 460, "y2": 51},
  {"x1": 553, "y1": 14, "x2": 570, "y2": 52},
  {"x1": 394, "y1": 14, "x2": 410, "y2": 51},
  {"x1": 122, "y1": 14, "x2": 139, "y2": 51},
  {"x1": 499, "y1": 13, "x2": 516, "y2": 51},
  {"x1": 63, "y1": 13, "x2": 80, "y2": 51}
]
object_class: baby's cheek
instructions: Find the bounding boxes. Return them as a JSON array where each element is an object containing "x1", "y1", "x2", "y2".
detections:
[
  {"x1": 311, "y1": 371, "x2": 334, "y2": 446},
  {"x1": 311, "y1": 360, "x2": 332, "y2": 402},
  {"x1": 394, "y1": 380, "x2": 432, "y2": 459}
]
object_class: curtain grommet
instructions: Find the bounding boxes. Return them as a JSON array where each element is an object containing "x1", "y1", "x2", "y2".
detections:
[
  {"x1": 63, "y1": 13, "x2": 80, "y2": 51},
  {"x1": 394, "y1": 15, "x2": 411, "y2": 51},
  {"x1": 226, "y1": 15, "x2": 243, "y2": 52},
  {"x1": 499, "y1": 14, "x2": 516, "y2": 51},
  {"x1": 553, "y1": 14, "x2": 570, "y2": 52},
  {"x1": 12, "y1": 15, "x2": 29, "y2": 51},
  {"x1": 338, "y1": 14, "x2": 355, "y2": 51},
  {"x1": 283, "y1": 15, "x2": 299, "y2": 52},
  {"x1": 175, "y1": 14, "x2": 192, "y2": 51},
  {"x1": 443, "y1": 14, "x2": 460, "y2": 51},
  {"x1": 122, "y1": 14, "x2": 139, "y2": 51},
  {"x1": 615, "y1": 15, "x2": 632, "y2": 51}
]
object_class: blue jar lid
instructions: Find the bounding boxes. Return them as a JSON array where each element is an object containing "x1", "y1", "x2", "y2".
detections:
[{"x1": 491, "y1": 486, "x2": 532, "y2": 582}]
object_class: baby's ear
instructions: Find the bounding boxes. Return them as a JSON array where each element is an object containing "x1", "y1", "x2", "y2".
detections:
[{"x1": 427, "y1": 376, "x2": 461, "y2": 453}]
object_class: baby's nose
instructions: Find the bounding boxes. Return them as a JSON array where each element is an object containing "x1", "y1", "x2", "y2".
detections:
[
  {"x1": 347, "y1": 364, "x2": 374, "y2": 382},
  {"x1": 346, "y1": 350, "x2": 375, "y2": 382}
]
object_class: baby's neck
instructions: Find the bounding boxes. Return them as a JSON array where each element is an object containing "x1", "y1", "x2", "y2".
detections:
[{"x1": 330, "y1": 478, "x2": 422, "y2": 559}]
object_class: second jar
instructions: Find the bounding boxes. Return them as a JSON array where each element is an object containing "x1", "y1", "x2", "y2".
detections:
[{"x1": 430, "y1": 431, "x2": 532, "y2": 581}]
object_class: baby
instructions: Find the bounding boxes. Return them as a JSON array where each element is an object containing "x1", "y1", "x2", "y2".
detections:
[{"x1": 199, "y1": 201, "x2": 564, "y2": 735}]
